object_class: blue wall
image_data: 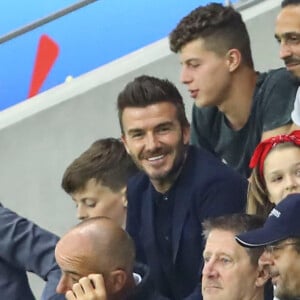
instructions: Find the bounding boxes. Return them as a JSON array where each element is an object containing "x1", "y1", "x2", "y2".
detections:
[{"x1": 0, "y1": 0, "x2": 237, "y2": 110}]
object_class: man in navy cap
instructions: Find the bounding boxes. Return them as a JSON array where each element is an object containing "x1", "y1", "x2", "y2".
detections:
[{"x1": 236, "y1": 193, "x2": 300, "y2": 300}]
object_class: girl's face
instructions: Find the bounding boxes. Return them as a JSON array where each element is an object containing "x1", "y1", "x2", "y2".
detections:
[{"x1": 264, "y1": 146, "x2": 300, "y2": 204}]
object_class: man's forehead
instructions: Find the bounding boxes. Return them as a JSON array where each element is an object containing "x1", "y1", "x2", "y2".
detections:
[
  {"x1": 276, "y1": 6, "x2": 300, "y2": 32},
  {"x1": 122, "y1": 103, "x2": 178, "y2": 126},
  {"x1": 205, "y1": 229, "x2": 249, "y2": 256},
  {"x1": 205, "y1": 230, "x2": 236, "y2": 249}
]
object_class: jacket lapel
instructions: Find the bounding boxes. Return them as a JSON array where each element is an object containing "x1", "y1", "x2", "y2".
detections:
[
  {"x1": 140, "y1": 183, "x2": 161, "y2": 273},
  {"x1": 172, "y1": 150, "x2": 195, "y2": 263}
]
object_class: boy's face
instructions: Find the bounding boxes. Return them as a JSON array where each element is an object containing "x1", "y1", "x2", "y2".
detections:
[
  {"x1": 71, "y1": 178, "x2": 126, "y2": 228},
  {"x1": 179, "y1": 39, "x2": 232, "y2": 108}
]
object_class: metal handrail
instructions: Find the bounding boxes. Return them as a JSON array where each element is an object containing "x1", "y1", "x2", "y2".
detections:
[{"x1": 0, "y1": 0, "x2": 98, "y2": 44}]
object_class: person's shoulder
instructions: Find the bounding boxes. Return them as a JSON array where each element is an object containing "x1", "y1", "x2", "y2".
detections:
[
  {"x1": 185, "y1": 147, "x2": 247, "y2": 198},
  {"x1": 260, "y1": 67, "x2": 297, "y2": 85},
  {"x1": 189, "y1": 145, "x2": 223, "y2": 164},
  {"x1": 192, "y1": 103, "x2": 220, "y2": 120},
  {"x1": 127, "y1": 171, "x2": 149, "y2": 192},
  {"x1": 128, "y1": 171, "x2": 147, "y2": 183},
  {"x1": 192, "y1": 104, "x2": 222, "y2": 137},
  {"x1": 188, "y1": 146, "x2": 244, "y2": 178},
  {"x1": 254, "y1": 68, "x2": 298, "y2": 109}
]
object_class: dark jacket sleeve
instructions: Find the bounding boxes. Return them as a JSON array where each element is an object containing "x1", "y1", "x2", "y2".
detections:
[{"x1": 0, "y1": 203, "x2": 65, "y2": 300}]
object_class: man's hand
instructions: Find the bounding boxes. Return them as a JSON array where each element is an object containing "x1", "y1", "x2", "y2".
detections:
[{"x1": 65, "y1": 274, "x2": 107, "y2": 300}]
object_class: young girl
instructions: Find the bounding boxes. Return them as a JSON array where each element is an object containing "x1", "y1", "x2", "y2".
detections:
[{"x1": 247, "y1": 130, "x2": 300, "y2": 218}]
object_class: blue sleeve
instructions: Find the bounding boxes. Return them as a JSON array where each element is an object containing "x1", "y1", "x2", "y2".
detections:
[{"x1": 0, "y1": 203, "x2": 65, "y2": 300}]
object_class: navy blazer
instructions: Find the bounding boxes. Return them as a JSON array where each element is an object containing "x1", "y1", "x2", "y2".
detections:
[
  {"x1": 0, "y1": 203, "x2": 64, "y2": 300},
  {"x1": 126, "y1": 146, "x2": 248, "y2": 300}
]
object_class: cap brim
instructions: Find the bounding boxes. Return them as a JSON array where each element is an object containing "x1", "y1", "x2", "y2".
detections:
[{"x1": 236, "y1": 226, "x2": 285, "y2": 248}]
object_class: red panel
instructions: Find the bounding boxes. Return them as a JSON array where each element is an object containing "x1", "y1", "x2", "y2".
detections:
[{"x1": 28, "y1": 34, "x2": 59, "y2": 98}]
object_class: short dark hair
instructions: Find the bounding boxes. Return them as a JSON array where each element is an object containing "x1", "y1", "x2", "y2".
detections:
[
  {"x1": 169, "y1": 3, "x2": 254, "y2": 68},
  {"x1": 117, "y1": 75, "x2": 189, "y2": 134},
  {"x1": 202, "y1": 213, "x2": 265, "y2": 265},
  {"x1": 282, "y1": 0, "x2": 300, "y2": 8},
  {"x1": 62, "y1": 138, "x2": 138, "y2": 193}
]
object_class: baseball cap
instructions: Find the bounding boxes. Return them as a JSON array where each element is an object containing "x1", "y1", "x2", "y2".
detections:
[{"x1": 236, "y1": 193, "x2": 300, "y2": 247}]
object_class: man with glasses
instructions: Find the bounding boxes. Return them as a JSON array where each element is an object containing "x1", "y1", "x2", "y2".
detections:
[{"x1": 236, "y1": 193, "x2": 300, "y2": 299}]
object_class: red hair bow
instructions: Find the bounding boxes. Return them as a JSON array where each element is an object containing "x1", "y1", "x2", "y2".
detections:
[{"x1": 249, "y1": 130, "x2": 300, "y2": 177}]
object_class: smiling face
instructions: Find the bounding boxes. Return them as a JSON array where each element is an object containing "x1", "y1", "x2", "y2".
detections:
[
  {"x1": 179, "y1": 39, "x2": 232, "y2": 108},
  {"x1": 263, "y1": 146, "x2": 300, "y2": 205},
  {"x1": 202, "y1": 229, "x2": 262, "y2": 300},
  {"x1": 71, "y1": 178, "x2": 126, "y2": 227},
  {"x1": 121, "y1": 102, "x2": 190, "y2": 193},
  {"x1": 275, "y1": 5, "x2": 300, "y2": 78}
]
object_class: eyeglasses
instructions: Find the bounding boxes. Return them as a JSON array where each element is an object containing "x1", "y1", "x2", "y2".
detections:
[{"x1": 265, "y1": 242, "x2": 298, "y2": 254}]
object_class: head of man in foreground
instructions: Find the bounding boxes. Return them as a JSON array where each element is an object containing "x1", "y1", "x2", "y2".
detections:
[
  {"x1": 55, "y1": 217, "x2": 136, "y2": 300},
  {"x1": 236, "y1": 193, "x2": 300, "y2": 299},
  {"x1": 202, "y1": 213, "x2": 269, "y2": 300},
  {"x1": 169, "y1": 3, "x2": 254, "y2": 108}
]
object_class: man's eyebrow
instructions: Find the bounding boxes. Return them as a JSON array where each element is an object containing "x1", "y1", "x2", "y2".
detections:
[
  {"x1": 127, "y1": 128, "x2": 143, "y2": 135},
  {"x1": 156, "y1": 121, "x2": 174, "y2": 127},
  {"x1": 182, "y1": 58, "x2": 201, "y2": 64},
  {"x1": 63, "y1": 269, "x2": 81, "y2": 277},
  {"x1": 277, "y1": 32, "x2": 300, "y2": 39},
  {"x1": 127, "y1": 122, "x2": 174, "y2": 134},
  {"x1": 274, "y1": 34, "x2": 280, "y2": 40}
]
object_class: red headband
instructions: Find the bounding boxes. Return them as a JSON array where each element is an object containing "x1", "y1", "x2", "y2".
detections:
[{"x1": 249, "y1": 130, "x2": 300, "y2": 177}]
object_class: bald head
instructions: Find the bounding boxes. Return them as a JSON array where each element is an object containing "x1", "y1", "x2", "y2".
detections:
[{"x1": 55, "y1": 217, "x2": 135, "y2": 276}]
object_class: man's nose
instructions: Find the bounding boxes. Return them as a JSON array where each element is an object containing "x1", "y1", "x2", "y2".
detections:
[
  {"x1": 145, "y1": 133, "x2": 160, "y2": 151},
  {"x1": 279, "y1": 42, "x2": 292, "y2": 60},
  {"x1": 202, "y1": 259, "x2": 218, "y2": 278},
  {"x1": 259, "y1": 250, "x2": 275, "y2": 268},
  {"x1": 180, "y1": 66, "x2": 192, "y2": 84},
  {"x1": 56, "y1": 275, "x2": 71, "y2": 294},
  {"x1": 77, "y1": 204, "x2": 88, "y2": 221}
]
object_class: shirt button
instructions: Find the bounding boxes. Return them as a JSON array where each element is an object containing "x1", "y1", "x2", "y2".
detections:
[
  {"x1": 163, "y1": 195, "x2": 168, "y2": 201},
  {"x1": 165, "y1": 235, "x2": 169, "y2": 241}
]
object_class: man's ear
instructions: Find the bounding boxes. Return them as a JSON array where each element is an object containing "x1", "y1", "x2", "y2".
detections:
[
  {"x1": 255, "y1": 261, "x2": 271, "y2": 287},
  {"x1": 121, "y1": 135, "x2": 130, "y2": 154},
  {"x1": 183, "y1": 125, "x2": 190, "y2": 146},
  {"x1": 120, "y1": 187, "x2": 127, "y2": 208},
  {"x1": 108, "y1": 270, "x2": 127, "y2": 293},
  {"x1": 225, "y1": 49, "x2": 241, "y2": 72}
]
